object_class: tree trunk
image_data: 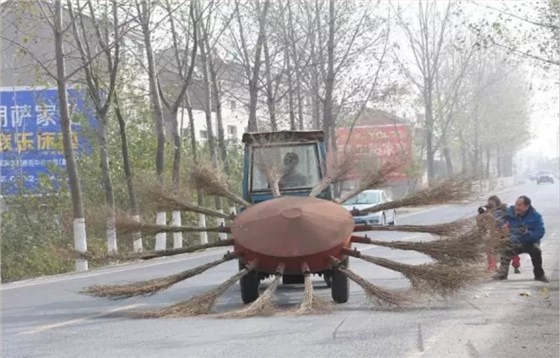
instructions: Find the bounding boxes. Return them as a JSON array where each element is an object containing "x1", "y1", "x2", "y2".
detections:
[
  {"x1": 442, "y1": 146, "x2": 453, "y2": 178},
  {"x1": 170, "y1": 106, "x2": 183, "y2": 249},
  {"x1": 485, "y1": 147, "x2": 491, "y2": 179},
  {"x1": 424, "y1": 87, "x2": 435, "y2": 183},
  {"x1": 114, "y1": 95, "x2": 142, "y2": 252},
  {"x1": 140, "y1": 7, "x2": 165, "y2": 179},
  {"x1": 286, "y1": 52, "x2": 296, "y2": 130},
  {"x1": 197, "y1": 20, "x2": 222, "y2": 216},
  {"x1": 286, "y1": 2, "x2": 305, "y2": 130},
  {"x1": 54, "y1": 0, "x2": 87, "y2": 271},
  {"x1": 206, "y1": 47, "x2": 229, "y2": 174},
  {"x1": 323, "y1": 0, "x2": 335, "y2": 150},
  {"x1": 185, "y1": 94, "x2": 207, "y2": 244},
  {"x1": 139, "y1": 0, "x2": 166, "y2": 250},
  {"x1": 247, "y1": 0, "x2": 270, "y2": 132},
  {"x1": 263, "y1": 37, "x2": 278, "y2": 131},
  {"x1": 97, "y1": 113, "x2": 117, "y2": 253}
]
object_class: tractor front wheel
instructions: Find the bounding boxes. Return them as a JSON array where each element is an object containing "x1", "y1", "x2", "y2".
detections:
[
  {"x1": 331, "y1": 257, "x2": 349, "y2": 303},
  {"x1": 239, "y1": 260, "x2": 260, "y2": 304}
]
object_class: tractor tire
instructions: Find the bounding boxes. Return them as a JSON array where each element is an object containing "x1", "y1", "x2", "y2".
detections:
[
  {"x1": 331, "y1": 257, "x2": 349, "y2": 303},
  {"x1": 282, "y1": 274, "x2": 305, "y2": 285},
  {"x1": 324, "y1": 273, "x2": 333, "y2": 288},
  {"x1": 239, "y1": 260, "x2": 260, "y2": 304}
]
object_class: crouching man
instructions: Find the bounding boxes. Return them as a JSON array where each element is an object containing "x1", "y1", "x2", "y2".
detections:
[{"x1": 494, "y1": 196, "x2": 549, "y2": 282}]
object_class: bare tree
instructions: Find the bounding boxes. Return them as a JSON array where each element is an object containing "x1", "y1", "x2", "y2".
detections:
[
  {"x1": 113, "y1": 93, "x2": 142, "y2": 251},
  {"x1": 67, "y1": 0, "x2": 126, "y2": 253},
  {"x1": 157, "y1": 0, "x2": 198, "y2": 248},
  {"x1": 135, "y1": 0, "x2": 167, "y2": 250},
  {"x1": 393, "y1": 1, "x2": 453, "y2": 183},
  {"x1": 51, "y1": 0, "x2": 88, "y2": 270},
  {"x1": 229, "y1": 0, "x2": 270, "y2": 132}
]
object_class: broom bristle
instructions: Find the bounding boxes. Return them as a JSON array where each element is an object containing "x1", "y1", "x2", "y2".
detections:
[
  {"x1": 353, "y1": 229, "x2": 485, "y2": 264},
  {"x1": 359, "y1": 254, "x2": 484, "y2": 296},
  {"x1": 114, "y1": 212, "x2": 229, "y2": 237},
  {"x1": 189, "y1": 164, "x2": 250, "y2": 207},
  {"x1": 310, "y1": 154, "x2": 356, "y2": 198},
  {"x1": 140, "y1": 183, "x2": 233, "y2": 219},
  {"x1": 254, "y1": 159, "x2": 283, "y2": 197},
  {"x1": 219, "y1": 273, "x2": 282, "y2": 319},
  {"x1": 80, "y1": 254, "x2": 236, "y2": 300},
  {"x1": 336, "y1": 265, "x2": 407, "y2": 307},
  {"x1": 294, "y1": 273, "x2": 334, "y2": 315},
  {"x1": 354, "y1": 217, "x2": 475, "y2": 236},
  {"x1": 358, "y1": 178, "x2": 474, "y2": 215},
  {"x1": 134, "y1": 263, "x2": 256, "y2": 318},
  {"x1": 75, "y1": 239, "x2": 234, "y2": 263},
  {"x1": 337, "y1": 162, "x2": 401, "y2": 204}
]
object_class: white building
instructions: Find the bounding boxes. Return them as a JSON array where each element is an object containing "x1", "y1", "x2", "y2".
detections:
[{"x1": 177, "y1": 102, "x2": 248, "y2": 143}]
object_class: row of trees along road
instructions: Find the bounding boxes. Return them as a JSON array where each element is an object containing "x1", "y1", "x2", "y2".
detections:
[{"x1": 1, "y1": 0, "x2": 556, "y2": 281}]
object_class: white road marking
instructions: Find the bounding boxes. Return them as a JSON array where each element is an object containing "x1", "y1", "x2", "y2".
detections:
[{"x1": 18, "y1": 304, "x2": 144, "y2": 335}]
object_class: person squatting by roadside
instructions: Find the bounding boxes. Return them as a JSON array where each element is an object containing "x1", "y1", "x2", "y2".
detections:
[
  {"x1": 477, "y1": 196, "x2": 521, "y2": 273},
  {"x1": 493, "y1": 195, "x2": 549, "y2": 282}
]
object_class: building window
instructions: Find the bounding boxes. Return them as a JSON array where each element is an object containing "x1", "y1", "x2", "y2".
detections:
[
  {"x1": 230, "y1": 100, "x2": 236, "y2": 110},
  {"x1": 199, "y1": 130, "x2": 208, "y2": 139},
  {"x1": 227, "y1": 125, "x2": 237, "y2": 140}
]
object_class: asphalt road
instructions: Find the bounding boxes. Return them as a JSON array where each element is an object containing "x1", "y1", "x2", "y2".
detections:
[{"x1": 2, "y1": 182, "x2": 559, "y2": 358}]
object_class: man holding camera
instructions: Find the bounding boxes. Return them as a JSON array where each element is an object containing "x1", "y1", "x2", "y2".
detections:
[{"x1": 494, "y1": 196, "x2": 549, "y2": 282}]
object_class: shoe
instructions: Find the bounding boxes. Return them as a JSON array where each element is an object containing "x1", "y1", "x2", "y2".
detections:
[
  {"x1": 534, "y1": 276, "x2": 549, "y2": 283},
  {"x1": 492, "y1": 273, "x2": 507, "y2": 280},
  {"x1": 514, "y1": 268, "x2": 521, "y2": 274}
]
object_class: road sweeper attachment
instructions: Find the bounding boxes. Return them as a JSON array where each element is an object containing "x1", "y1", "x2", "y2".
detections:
[{"x1": 79, "y1": 130, "x2": 500, "y2": 318}]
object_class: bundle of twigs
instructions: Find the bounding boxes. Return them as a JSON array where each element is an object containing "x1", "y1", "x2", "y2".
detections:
[
  {"x1": 337, "y1": 162, "x2": 401, "y2": 204},
  {"x1": 357, "y1": 254, "x2": 482, "y2": 296},
  {"x1": 189, "y1": 164, "x2": 250, "y2": 207},
  {"x1": 353, "y1": 217, "x2": 475, "y2": 236},
  {"x1": 309, "y1": 154, "x2": 355, "y2": 198},
  {"x1": 476, "y1": 213, "x2": 510, "y2": 251},
  {"x1": 219, "y1": 273, "x2": 282, "y2": 319},
  {"x1": 114, "y1": 212, "x2": 230, "y2": 237},
  {"x1": 334, "y1": 263, "x2": 407, "y2": 307},
  {"x1": 352, "y1": 229, "x2": 485, "y2": 264},
  {"x1": 74, "y1": 239, "x2": 234, "y2": 263},
  {"x1": 294, "y1": 273, "x2": 333, "y2": 315},
  {"x1": 141, "y1": 183, "x2": 233, "y2": 219},
  {"x1": 358, "y1": 178, "x2": 474, "y2": 215},
  {"x1": 135, "y1": 263, "x2": 257, "y2": 318},
  {"x1": 81, "y1": 253, "x2": 236, "y2": 300},
  {"x1": 256, "y1": 161, "x2": 283, "y2": 197}
]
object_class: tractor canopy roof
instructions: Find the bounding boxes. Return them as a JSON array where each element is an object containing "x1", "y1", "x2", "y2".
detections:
[{"x1": 242, "y1": 130, "x2": 325, "y2": 145}]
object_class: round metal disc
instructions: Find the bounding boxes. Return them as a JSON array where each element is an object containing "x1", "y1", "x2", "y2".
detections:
[{"x1": 232, "y1": 196, "x2": 354, "y2": 258}]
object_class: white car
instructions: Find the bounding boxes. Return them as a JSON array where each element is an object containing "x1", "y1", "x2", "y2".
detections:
[{"x1": 341, "y1": 189, "x2": 396, "y2": 226}]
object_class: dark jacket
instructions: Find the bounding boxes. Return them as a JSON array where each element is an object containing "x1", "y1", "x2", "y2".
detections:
[{"x1": 505, "y1": 205, "x2": 545, "y2": 244}]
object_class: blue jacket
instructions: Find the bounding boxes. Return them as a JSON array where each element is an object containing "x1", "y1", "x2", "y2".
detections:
[{"x1": 505, "y1": 205, "x2": 545, "y2": 244}]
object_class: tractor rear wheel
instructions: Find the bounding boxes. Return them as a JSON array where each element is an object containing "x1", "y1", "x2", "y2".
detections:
[
  {"x1": 239, "y1": 260, "x2": 260, "y2": 304},
  {"x1": 331, "y1": 257, "x2": 349, "y2": 303}
]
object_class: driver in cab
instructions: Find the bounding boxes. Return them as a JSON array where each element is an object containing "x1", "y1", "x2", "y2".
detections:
[{"x1": 279, "y1": 152, "x2": 307, "y2": 189}]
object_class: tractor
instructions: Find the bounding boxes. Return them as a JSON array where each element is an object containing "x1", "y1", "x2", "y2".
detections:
[{"x1": 238, "y1": 130, "x2": 349, "y2": 304}]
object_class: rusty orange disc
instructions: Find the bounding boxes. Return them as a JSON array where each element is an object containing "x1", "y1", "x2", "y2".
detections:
[{"x1": 232, "y1": 196, "x2": 354, "y2": 261}]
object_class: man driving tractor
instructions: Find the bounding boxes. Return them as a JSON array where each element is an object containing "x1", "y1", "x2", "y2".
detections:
[{"x1": 279, "y1": 152, "x2": 307, "y2": 189}]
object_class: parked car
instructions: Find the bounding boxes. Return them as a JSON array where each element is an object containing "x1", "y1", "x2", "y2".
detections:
[
  {"x1": 341, "y1": 189, "x2": 396, "y2": 226},
  {"x1": 536, "y1": 172, "x2": 554, "y2": 185}
]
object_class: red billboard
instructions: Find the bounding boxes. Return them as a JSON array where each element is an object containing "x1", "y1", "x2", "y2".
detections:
[{"x1": 336, "y1": 124, "x2": 412, "y2": 182}]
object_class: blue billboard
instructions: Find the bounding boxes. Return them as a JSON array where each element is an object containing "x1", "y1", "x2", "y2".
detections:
[{"x1": 0, "y1": 87, "x2": 95, "y2": 196}]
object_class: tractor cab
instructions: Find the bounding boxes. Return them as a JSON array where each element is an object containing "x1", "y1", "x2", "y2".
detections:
[{"x1": 241, "y1": 130, "x2": 333, "y2": 204}]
